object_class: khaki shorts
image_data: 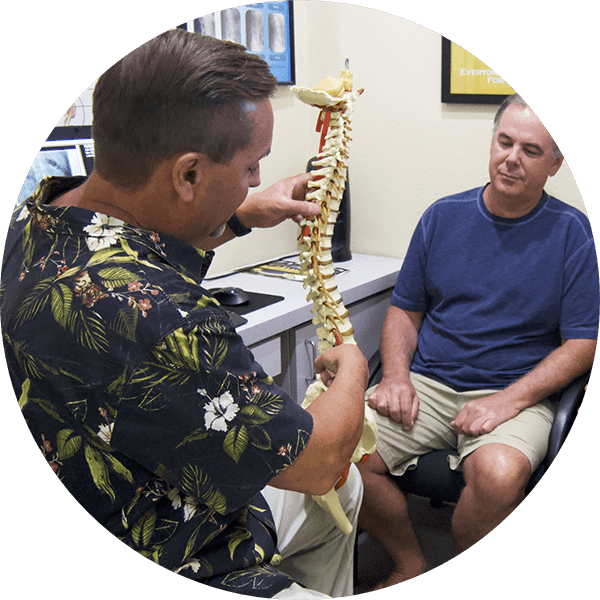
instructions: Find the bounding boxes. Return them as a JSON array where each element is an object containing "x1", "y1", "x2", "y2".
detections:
[{"x1": 370, "y1": 372, "x2": 557, "y2": 475}]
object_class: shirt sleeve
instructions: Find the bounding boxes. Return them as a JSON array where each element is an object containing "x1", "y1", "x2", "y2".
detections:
[
  {"x1": 391, "y1": 218, "x2": 429, "y2": 313},
  {"x1": 111, "y1": 312, "x2": 313, "y2": 515},
  {"x1": 560, "y1": 233, "x2": 599, "y2": 340}
]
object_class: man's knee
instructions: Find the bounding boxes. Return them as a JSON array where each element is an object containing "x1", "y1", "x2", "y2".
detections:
[
  {"x1": 357, "y1": 451, "x2": 389, "y2": 478},
  {"x1": 462, "y1": 443, "x2": 531, "y2": 499}
]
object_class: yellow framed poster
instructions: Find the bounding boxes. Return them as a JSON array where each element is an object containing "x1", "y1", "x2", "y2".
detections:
[{"x1": 441, "y1": 37, "x2": 515, "y2": 103}]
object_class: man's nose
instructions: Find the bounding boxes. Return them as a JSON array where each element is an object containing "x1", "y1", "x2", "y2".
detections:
[
  {"x1": 505, "y1": 146, "x2": 520, "y2": 165},
  {"x1": 249, "y1": 170, "x2": 261, "y2": 188}
]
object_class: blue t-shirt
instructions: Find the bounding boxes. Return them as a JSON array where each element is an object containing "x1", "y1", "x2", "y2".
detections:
[{"x1": 392, "y1": 185, "x2": 599, "y2": 391}]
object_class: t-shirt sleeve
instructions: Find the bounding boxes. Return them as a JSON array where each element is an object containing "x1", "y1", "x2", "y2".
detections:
[
  {"x1": 560, "y1": 233, "x2": 599, "y2": 340},
  {"x1": 391, "y1": 218, "x2": 429, "y2": 313},
  {"x1": 111, "y1": 314, "x2": 313, "y2": 515}
]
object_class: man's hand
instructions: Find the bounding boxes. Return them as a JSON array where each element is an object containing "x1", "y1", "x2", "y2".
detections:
[
  {"x1": 314, "y1": 344, "x2": 368, "y2": 390},
  {"x1": 270, "y1": 342, "x2": 368, "y2": 495},
  {"x1": 237, "y1": 172, "x2": 320, "y2": 229},
  {"x1": 451, "y1": 392, "x2": 521, "y2": 437},
  {"x1": 367, "y1": 377, "x2": 420, "y2": 431}
]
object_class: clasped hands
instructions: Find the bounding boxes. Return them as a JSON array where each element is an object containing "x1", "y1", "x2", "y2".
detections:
[{"x1": 367, "y1": 377, "x2": 521, "y2": 437}]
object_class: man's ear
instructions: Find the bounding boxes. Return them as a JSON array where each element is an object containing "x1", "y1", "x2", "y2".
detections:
[
  {"x1": 172, "y1": 153, "x2": 204, "y2": 202},
  {"x1": 549, "y1": 155, "x2": 564, "y2": 177}
]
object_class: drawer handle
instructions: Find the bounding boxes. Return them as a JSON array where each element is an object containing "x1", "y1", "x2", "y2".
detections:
[{"x1": 304, "y1": 339, "x2": 317, "y2": 384}]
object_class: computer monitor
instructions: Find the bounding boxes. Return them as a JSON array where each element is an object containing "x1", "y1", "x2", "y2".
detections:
[{"x1": 17, "y1": 126, "x2": 95, "y2": 206}]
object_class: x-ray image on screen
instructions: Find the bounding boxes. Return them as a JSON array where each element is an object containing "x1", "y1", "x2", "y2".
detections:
[{"x1": 16, "y1": 125, "x2": 94, "y2": 207}]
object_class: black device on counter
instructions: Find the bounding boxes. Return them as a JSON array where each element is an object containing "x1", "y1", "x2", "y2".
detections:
[{"x1": 306, "y1": 157, "x2": 352, "y2": 263}]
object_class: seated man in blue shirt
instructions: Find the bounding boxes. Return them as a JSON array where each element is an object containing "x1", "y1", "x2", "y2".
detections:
[
  {"x1": 357, "y1": 94, "x2": 598, "y2": 587},
  {"x1": 1, "y1": 29, "x2": 368, "y2": 598}
]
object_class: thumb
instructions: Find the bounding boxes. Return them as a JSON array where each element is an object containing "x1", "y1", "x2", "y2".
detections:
[
  {"x1": 367, "y1": 386, "x2": 379, "y2": 401},
  {"x1": 286, "y1": 172, "x2": 319, "y2": 223},
  {"x1": 286, "y1": 171, "x2": 315, "y2": 201},
  {"x1": 290, "y1": 200, "x2": 320, "y2": 222},
  {"x1": 288, "y1": 171, "x2": 314, "y2": 191}
]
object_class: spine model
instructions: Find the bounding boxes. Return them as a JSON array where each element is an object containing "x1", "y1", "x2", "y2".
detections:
[
  {"x1": 292, "y1": 69, "x2": 377, "y2": 535},
  {"x1": 294, "y1": 70, "x2": 361, "y2": 354}
]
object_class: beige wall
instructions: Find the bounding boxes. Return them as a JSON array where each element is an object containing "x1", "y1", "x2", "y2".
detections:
[{"x1": 209, "y1": 0, "x2": 584, "y2": 276}]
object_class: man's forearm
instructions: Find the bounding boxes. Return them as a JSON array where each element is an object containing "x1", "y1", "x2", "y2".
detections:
[
  {"x1": 380, "y1": 305, "x2": 422, "y2": 382},
  {"x1": 452, "y1": 338, "x2": 596, "y2": 437},
  {"x1": 500, "y1": 338, "x2": 596, "y2": 411}
]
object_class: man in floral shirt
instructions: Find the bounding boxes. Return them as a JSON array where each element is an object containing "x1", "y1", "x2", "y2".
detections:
[{"x1": 1, "y1": 30, "x2": 369, "y2": 598}]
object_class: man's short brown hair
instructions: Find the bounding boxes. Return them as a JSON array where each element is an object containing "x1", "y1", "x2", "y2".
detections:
[{"x1": 92, "y1": 28, "x2": 277, "y2": 191}]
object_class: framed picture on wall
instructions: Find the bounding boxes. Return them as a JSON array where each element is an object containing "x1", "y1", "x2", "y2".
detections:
[
  {"x1": 441, "y1": 37, "x2": 515, "y2": 104},
  {"x1": 178, "y1": 1, "x2": 296, "y2": 85}
]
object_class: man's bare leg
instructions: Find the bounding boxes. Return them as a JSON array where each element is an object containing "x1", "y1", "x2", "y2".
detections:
[
  {"x1": 453, "y1": 443, "x2": 530, "y2": 551},
  {"x1": 357, "y1": 452, "x2": 428, "y2": 587}
]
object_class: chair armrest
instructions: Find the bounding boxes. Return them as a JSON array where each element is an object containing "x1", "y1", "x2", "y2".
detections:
[
  {"x1": 368, "y1": 350, "x2": 382, "y2": 387},
  {"x1": 546, "y1": 371, "x2": 590, "y2": 464}
]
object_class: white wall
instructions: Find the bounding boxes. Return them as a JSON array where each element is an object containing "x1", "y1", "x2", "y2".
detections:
[{"x1": 209, "y1": 0, "x2": 585, "y2": 276}]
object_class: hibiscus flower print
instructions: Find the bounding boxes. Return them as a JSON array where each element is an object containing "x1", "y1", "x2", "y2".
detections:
[
  {"x1": 15, "y1": 203, "x2": 30, "y2": 222},
  {"x1": 83, "y1": 212, "x2": 125, "y2": 251},
  {"x1": 97, "y1": 423, "x2": 114, "y2": 444},
  {"x1": 167, "y1": 488, "x2": 199, "y2": 521},
  {"x1": 202, "y1": 391, "x2": 239, "y2": 432}
]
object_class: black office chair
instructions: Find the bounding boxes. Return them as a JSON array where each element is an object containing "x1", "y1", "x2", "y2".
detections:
[{"x1": 367, "y1": 352, "x2": 590, "y2": 507}]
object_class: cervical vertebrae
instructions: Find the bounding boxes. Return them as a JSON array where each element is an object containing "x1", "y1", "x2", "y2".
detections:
[{"x1": 293, "y1": 73, "x2": 362, "y2": 354}]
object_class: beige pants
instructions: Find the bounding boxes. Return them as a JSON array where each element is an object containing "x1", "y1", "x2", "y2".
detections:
[
  {"x1": 262, "y1": 464, "x2": 363, "y2": 598},
  {"x1": 373, "y1": 372, "x2": 557, "y2": 476}
]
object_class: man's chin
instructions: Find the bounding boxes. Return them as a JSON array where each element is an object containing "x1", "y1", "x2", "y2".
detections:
[
  {"x1": 209, "y1": 223, "x2": 227, "y2": 238},
  {"x1": 493, "y1": 178, "x2": 522, "y2": 197}
]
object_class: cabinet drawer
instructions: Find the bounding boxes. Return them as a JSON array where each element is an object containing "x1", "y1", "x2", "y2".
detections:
[
  {"x1": 249, "y1": 336, "x2": 282, "y2": 378},
  {"x1": 290, "y1": 289, "x2": 392, "y2": 403}
]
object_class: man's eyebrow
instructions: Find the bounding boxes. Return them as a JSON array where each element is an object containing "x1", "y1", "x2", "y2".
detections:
[{"x1": 259, "y1": 149, "x2": 272, "y2": 161}]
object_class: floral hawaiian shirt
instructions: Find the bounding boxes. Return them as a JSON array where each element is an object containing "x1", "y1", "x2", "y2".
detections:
[{"x1": 1, "y1": 177, "x2": 314, "y2": 597}]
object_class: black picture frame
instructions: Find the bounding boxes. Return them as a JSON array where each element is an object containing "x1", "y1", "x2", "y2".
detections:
[{"x1": 441, "y1": 37, "x2": 512, "y2": 105}]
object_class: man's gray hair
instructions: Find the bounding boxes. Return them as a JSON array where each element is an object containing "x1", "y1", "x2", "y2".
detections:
[{"x1": 493, "y1": 94, "x2": 562, "y2": 160}]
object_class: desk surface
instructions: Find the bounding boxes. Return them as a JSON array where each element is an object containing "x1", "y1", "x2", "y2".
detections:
[{"x1": 207, "y1": 253, "x2": 403, "y2": 346}]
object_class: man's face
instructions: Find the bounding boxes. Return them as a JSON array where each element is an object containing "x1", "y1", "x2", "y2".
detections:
[
  {"x1": 488, "y1": 103, "x2": 562, "y2": 206},
  {"x1": 182, "y1": 99, "x2": 274, "y2": 245}
]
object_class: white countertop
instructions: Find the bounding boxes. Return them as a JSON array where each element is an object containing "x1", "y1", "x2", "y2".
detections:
[{"x1": 205, "y1": 253, "x2": 403, "y2": 346}]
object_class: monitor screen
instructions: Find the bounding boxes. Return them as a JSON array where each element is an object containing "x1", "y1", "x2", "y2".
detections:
[{"x1": 17, "y1": 126, "x2": 95, "y2": 206}]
